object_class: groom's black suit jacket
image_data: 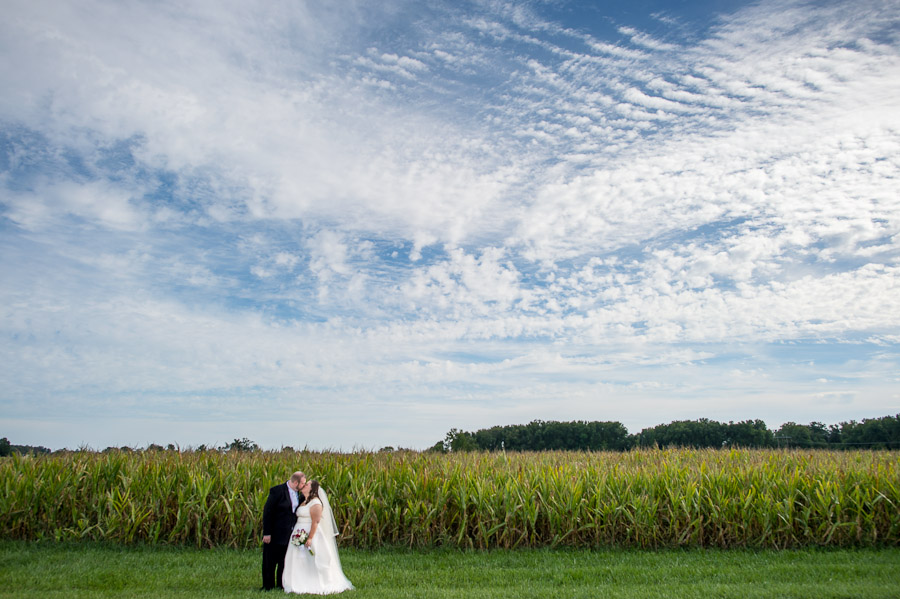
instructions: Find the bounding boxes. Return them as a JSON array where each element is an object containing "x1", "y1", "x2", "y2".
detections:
[{"x1": 262, "y1": 483, "x2": 304, "y2": 545}]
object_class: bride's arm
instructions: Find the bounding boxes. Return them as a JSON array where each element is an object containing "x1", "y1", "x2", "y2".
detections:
[{"x1": 306, "y1": 503, "x2": 323, "y2": 546}]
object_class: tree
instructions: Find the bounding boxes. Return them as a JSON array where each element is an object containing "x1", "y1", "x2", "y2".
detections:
[
  {"x1": 775, "y1": 422, "x2": 812, "y2": 447},
  {"x1": 227, "y1": 438, "x2": 260, "y2": 452},
  {"x1": 724, "y1": 420, "x2": 774, "y2": 447},
  {"x1": 473, "y1": 427, "x2": 503, "y2": 451},
  {"x1": 807, "y1": 422, "x2": 829, "y2": 446},
  {"x1": 841, "y1": 415, "x2": 900, "y2": 449},
  {"x1": 0, "y1": 439, "x2": 50, "y2": 456},
  {"x1": 440, "y1": 420, "x2": 631, "y2": 452},
  {"x1": 427, "y1": 440, "x2": 447, "y2": 453},
  {"x1": 444, "y1": 428, "x2": 477, "y2": 452},
  {"x1": 437, "y1": 413, "x2": 900, "y2": 453},
  {"x1": 637, "y1": 419, "x2": 726, "y2": 448},
  {"x1": 826, "y1": 424, "x2": 842, "y2": 445}
]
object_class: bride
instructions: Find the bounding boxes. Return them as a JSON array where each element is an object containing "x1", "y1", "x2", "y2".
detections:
[{"x1": 283, "y1": 479, "x2": 354, "y2": 595}]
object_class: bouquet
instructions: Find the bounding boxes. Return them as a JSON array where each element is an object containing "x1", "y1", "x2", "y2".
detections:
[{"x1": 290, "y1": 529, "x2": 314, "y2": 555}]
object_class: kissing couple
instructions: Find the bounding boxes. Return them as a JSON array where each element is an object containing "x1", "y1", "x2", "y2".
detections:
[{"x1": 261, "y1": 471, "x2": 354, "y2": 594}]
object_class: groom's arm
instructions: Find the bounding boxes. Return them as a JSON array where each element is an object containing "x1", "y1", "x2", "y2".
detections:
[{"x1": 261, "y1": 486, "x2": 279, "y2": 543}]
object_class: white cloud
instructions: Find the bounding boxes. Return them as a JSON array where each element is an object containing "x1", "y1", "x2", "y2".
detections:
[
  {"x1": 618, "y1": 26, "x2": 678, "y2": 52},
  {"x1": 402, "y1": 247, "x2": 527, "y2": 316},
  {"x1": 307, "y1": 230, "x2": 350, "y2": 277},
  {"x1": 5, "y1": 180, "x2": 145, "y2": 231}
]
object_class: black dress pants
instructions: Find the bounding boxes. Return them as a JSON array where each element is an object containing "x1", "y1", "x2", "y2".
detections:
[{"x1": 262, "y1": 542, "x2": 289, "y2": 590}]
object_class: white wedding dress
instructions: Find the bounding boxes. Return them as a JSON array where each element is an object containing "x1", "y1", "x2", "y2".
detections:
[{"x1": 283, "y1": 495, "x2": 354, "y2": 595}]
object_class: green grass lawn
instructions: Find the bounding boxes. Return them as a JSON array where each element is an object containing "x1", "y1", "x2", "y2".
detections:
[{"x1": 1, "y1": 541, "x2": 898, "y2": 599}]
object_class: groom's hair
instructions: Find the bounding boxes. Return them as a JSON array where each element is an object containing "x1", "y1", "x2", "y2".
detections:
[{"x1": 290, "y1": 471, "x2": 305, "y2": 484}]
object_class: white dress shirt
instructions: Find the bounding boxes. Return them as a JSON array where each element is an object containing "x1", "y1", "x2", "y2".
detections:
[{"x1": 288, "y1": 482, "x2": 299, "y2": 512}]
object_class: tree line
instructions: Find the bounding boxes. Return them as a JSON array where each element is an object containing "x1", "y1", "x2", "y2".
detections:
[
  {"x1": 0, "y1": 437, "x2": 51, "y2": 457},
  {"x1": 4, "y1": 416, "x2": 899, "y2": 457},
  {"x1": 433, "y1": 414, "x2": 900, "y2": 452},
  {"x1": 0, "y1": 437, "x2": 261, "y2": 457}
]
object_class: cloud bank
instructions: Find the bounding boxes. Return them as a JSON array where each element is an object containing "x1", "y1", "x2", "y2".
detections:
[{"x1": 1, "y1": 0, "x2": 898, "y2": 449}]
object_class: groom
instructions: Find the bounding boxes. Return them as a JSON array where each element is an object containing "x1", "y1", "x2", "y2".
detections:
[{"x1": 261, "y1": 470, "x2": 306, "y2": 591}]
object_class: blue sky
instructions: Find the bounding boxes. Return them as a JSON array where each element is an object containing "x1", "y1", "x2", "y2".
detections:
[{"x1": 1, "y1": 0, "x2": 898, "y2": 450}]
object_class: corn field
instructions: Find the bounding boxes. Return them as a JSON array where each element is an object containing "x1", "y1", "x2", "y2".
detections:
[{"x1": 2, "y1": 448, "x2": 898, "y2": 549}]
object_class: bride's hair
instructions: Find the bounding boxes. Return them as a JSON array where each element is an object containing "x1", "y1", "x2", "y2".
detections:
[{"x1": 307, "y1": 480, "x2": 320, "y2": 501}]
